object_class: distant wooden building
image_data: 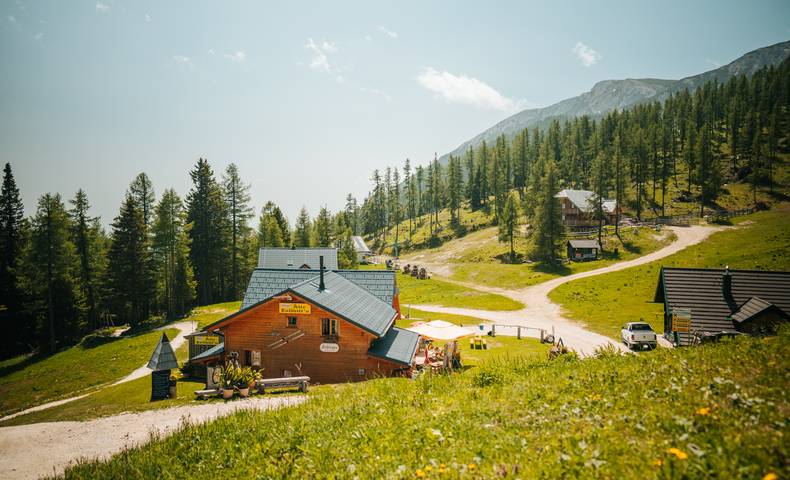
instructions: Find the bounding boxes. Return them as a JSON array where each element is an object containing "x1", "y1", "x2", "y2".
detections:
[
  {"x1": 654, "y1": 267, "x2": 790, "y2": 346},
  {"x1": 567, "y1": 239, "x2": 601, "y2": 261},
  {"x1": 555, "y1": 189, "x2": 617, "y2": 227},
  {"x1": 190, "y1": 248, "x2": 417, "y2": 384}
]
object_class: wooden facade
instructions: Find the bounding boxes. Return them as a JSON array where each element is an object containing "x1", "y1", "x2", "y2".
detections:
[{"x1": 207, "y1": 293, "x2": 407, "y2": 384}]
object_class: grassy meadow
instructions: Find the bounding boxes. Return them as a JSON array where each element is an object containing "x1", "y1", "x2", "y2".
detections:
[
  {"x1": 397, "y1": 270, "x2": 523, "y2": 310},
  {"x1": 57, "y1": 328, "x2": 789, "y2": 479},
  {"x1": 0, "y1": 327, "x2": 178, "y2": 417},
  {"x1": 550, "y1": 205, "x2": 790, "y2": 339}
]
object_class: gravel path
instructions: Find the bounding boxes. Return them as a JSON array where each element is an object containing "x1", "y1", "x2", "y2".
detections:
[
  {"x1": 408, "y1": 225, "x2": 719, "y2": 355},
  {"x1": 0, "y1": 321, "x2": 197, "y2": 423},
  {"x1": 0, "y1": 395, "x2": 304, "y2": 480}
]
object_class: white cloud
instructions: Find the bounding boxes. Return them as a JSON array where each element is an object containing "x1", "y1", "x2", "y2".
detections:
[
  {"x1": 144, "y1": 13, "x2": 151, "y2": 23},
  {"x1": 224, "y1": 51, "x2": 246, "y2": 63},
  {"x1": 364, "y1": 34, "x2": 372, "y2": 42},
  {"x1": 173, "y1": 55, "x2": 194, "y2": 68},
  {"x1": 34, "y1": 32, "x2": 44, "y2": 41},
  {"x1": 361, "y1": 87, "x2": 393, "y2": 103},
  {"x1": 377, "y1": 25, "x2": 398, "y2": 39},
  {"x1": 95, "y1": 2, "x2": 110, "y2": 13},
  {"x1": 7, "y1": 15, "x2": 16, "y2": 23},
  {"x1": 416, "y1": 67, "x2": 520, "y2": 112},
  {"x1": 572, "y1": 41, "x2": 601, "y2": 67},
  {"x1": 208, "y1": 48, "x2": 215, "y2": 56},
  {"x1": 304, "y1": 38, "x2": 339, "y2": 75}
]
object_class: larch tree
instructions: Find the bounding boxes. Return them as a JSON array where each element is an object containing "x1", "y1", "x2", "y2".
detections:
[
  {"x1": 128, "y1": 172, "x2": 155, "y2": 228},
  {"x1": 314, "y1": 206, "x2": 333, "y2": 247},
  {"x1": 222, "y1": 163, "x2": 253, "y2": 299},
  {"x1": 498, "y1": 190, "x2": 521, "y2": 263},
  {"x1": 152, "y1": 189, "x2": 195, "y2": 319},
  {"x1": 532, "y1": 161, "x2": 564, "y2": 264},
  {"x1": 68, "y1": 189, "x2": 102, "y2": 329}
]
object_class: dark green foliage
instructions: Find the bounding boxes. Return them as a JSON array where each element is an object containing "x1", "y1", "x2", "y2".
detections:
[{"x1": 293, "y1": 206, "x2": 312, "y2": 247}]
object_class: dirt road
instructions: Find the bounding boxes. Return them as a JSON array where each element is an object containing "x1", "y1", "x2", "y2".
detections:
[
  {"x1": 0, "y1": 395, "x2": 304, "y2": 480},
  {"x1": 0, "y1": 321, "x2": 197, "y2": 423},
  {"x1": 409, "y1": 225, "x2": 718, "y2": 355}
]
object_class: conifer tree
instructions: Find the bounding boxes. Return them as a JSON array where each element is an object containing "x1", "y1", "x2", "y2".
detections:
[
  {"x1": 314, "y1": 206, "x2": 333, "y2": 247},
  {"x1": 68, "y1": 189, "x2": 102, "y2": 329},
  {"x1": 498, "y1": 190, "x2": 520, "y2": 263},
  {"x1": 106, "y1": 194, "x2": 153, "y2": 327},
  {"x1": 222, "y1": 164, "x2": 252, "y2": 299},
  {"x1": 128, "y1": 172, "x2": 155, "y2": 228},
  {"x1": 294, "y1": 207, "x2": 312, "y2": 247},
  {"x1": 152, "y1": 189, "x2": 195, "y2": 319},
  {"x1": 532, "y1": 161, "x2": 563, "y2": 263},
  {"x1": 0, "y1": 163, "x2": 28, "y2": 354}
]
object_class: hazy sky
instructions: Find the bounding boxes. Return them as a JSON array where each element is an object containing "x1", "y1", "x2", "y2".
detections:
[{"x1": 2, "y1": 0, "x2": 789, "y2": 227}]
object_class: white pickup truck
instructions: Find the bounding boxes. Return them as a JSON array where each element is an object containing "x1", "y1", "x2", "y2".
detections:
[{"x1": 621, "y1": 322, "x2": 657, "y2": 350}]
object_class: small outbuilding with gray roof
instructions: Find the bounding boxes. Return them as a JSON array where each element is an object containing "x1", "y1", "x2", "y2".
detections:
[{"x1": 567, "y1": 239, "x2": 602, "y2": 261}]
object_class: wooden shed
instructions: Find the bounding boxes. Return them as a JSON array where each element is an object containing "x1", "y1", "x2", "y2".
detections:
[
  {"x1": 147, "y1": 333, "x2": 179, "y2": 400},
  {"x1": 567, "y1": 239, "x2": 601, "y2": 261},
  {"x1": 654, "y1": 267, "x2": 790, "y2": 346}
]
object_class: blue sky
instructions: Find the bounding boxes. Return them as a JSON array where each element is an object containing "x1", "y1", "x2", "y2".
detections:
[{"x1": 2, "y1": 0, "x2": 789, "y2": 226}]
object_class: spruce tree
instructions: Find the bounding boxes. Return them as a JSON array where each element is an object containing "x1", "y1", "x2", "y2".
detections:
[
  {"x1": 152, "y1": 189, "x2": 195, "y2": 319},
  {"x1": 128, "y1": 173, "x2": 155, "y2": 228},
  {"x1": 222, "y1": 164, "x2": 252, "y2": 299},
  {"x1": 294, "y1": 207, "x2": 312, "y2": 247},
  {"x1": 314, "y1": 206, "x2": 333, "y2": 247},
  {"x1": 106, "y1": 194, "x2": 153, "y2": 326},
  {"x1": 0, "y1": 163, "x2": 27, "y2": 353},
  {"x1": 68, "y1": 189, "x2": 101, "y2": 329}
]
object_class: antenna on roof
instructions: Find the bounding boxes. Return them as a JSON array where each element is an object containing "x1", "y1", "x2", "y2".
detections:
[{"x1": 319, "y1": 255, "x2": 325, "y2": 291}]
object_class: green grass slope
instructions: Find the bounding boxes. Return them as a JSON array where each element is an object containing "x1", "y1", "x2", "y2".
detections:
[
  {"x1": 549, "y1": 205, "x2": 790, "y2": 339},
  {"x1": 0, "y1": 328, "x2": 178, "y2": 417},
  {"x1": 59, "y1": 330, "x2": 789, "y2": 479},
  {"x1": 397, "y1": 271, "x2": 523, "y2": 311}
]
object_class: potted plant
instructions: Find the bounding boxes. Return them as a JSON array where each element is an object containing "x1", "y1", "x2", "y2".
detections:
[
  {"x1": 249, "y1": 368, "x2": 263, "y2": 391},
  {"x1": 236, "y1": 367, "x2": 252, "y2": 398},
  {"x1": 168, "y1": 370, "x2": 182, "y2": 399},
  {"x1": 219, "y1": 364, "x2": 237, "y2": 400}
]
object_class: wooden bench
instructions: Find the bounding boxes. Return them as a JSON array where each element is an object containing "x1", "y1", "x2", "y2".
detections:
[
  {"x1": 194, "y1": 388, "x2": 221, "y2": 399},
  {"x1": 256, "y1": 376, "x2": 310, "y2": 394}
]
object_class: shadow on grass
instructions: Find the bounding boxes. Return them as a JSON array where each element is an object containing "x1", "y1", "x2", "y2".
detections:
[{"x1": 532, "y1": 262, "x2": 571, "y2": 276}]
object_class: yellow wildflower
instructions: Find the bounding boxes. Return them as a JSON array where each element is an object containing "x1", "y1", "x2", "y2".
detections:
[
  {"x1": 468, "y1": 463, "x2": 477, "y2": 471},
  {"x1": 696, "y1": 407, "x2": 711, "y2": 416},
  {"x1": 415, "y1": 469, "x2": 426, "y2": 478},
  {"x1": 762, "y1": 473, "x2": 777, "y2": 480},
  {"x1": 668, "y1": 448, "x2": 688, "y2": 460},
  {"x1": 425, "y1": 465, "x2": 433, "y2": 472},
  {"x1": 438, "y1": 468, "x2": 446, "y2": 474},
  {"x1": 439, "y1": 464, "x2": 446, "y2": 469},
  {"x1": 652, "y1": 458, "x2": 664, "y2": 467}
]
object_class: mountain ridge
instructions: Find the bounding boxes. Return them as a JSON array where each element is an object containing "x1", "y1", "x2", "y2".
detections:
[{"x1": 438, "y1": 40, "x2": 790, "y2": 164}]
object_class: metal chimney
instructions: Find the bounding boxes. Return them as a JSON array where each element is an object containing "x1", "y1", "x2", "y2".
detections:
[{"x1": 319, "y1": 255, "x2": 325, "y2": 291}]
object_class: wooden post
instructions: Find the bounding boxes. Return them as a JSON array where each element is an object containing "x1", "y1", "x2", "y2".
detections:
[
  {"x1": 517, "y1": 327, "x2": 521, "y2": 339},
  {"x1": 491, "y1": 324, "x2": 496, "y2": 337}
]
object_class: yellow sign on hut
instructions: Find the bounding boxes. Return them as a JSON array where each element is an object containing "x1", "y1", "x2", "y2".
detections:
[
  {"x1": 279, "y1": 303, "x2": 311, "y2": 315},
  {"x1": 194, "y1": 335, "x2": 220, "y2": 346},
  {"x1": 671, "y1": 307, "x2": 692, "y2": 333}
]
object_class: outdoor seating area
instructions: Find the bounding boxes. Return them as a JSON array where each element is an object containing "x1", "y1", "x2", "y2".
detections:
[{"x1": 403, "y1": 264, "x2": 431, "y2": 279}]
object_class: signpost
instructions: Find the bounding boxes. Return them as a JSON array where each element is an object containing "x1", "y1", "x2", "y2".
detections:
[
  {"x1": 671, "y1": 307, "x2": 692, "y2": 333},
  {"x1": 320, "y1": 343, "x2": 340, "y2": 353},
  {"x1": 279, "y1": 303, "x2": 311, "y2": 315}
]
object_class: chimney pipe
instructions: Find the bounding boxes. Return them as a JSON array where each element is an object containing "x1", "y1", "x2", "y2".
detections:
[
  {"x1": 722, "y1": 265, "x2": 735, "y2": 311},
  {"x1": 319, "y1": 255, "x2": 325, "y2": 291}
]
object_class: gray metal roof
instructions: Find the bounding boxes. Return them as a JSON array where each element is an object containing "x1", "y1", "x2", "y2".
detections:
[
  {"x1": 289, "y1": 271, "x2": 397, "y2": 337},
  {"x1": 351, "y1": 236, "x2": 371, "y2": 254},
  {"x1": 568, "y1": 239, "x2": 601, "y2": 249},
  {"x1": 368, "y1": 326, "x2": 420, "y2": 366},
  {"x1": 258, "y1": 248, "x2": 338, "y2": 270},
  {"x1": 241, "y1": 268, "x2": 395, "y2": 309},
  {"x1": 655, "y1": 267, "x2": 790, "y2": 344},
  {"x1": 555, "y1": 189, "x2": 616, "y2": 213},
  {"x1": 730, "y1": 297, "x2": 777, "y2": 323},
  {"x1": 147, "y1": 333, "x2": 179, "y2": 371},
  {"x1": 191, "y1": 342, "x2": 224, "y2": 361}
]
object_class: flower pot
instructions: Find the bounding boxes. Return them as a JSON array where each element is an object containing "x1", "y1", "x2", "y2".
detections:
[
  {"x1": 239, "y1": 387, "x2": 250, "y2": 398},
  {"x1": 222, "y1": 388, "x2": 234, "y2": 399}
]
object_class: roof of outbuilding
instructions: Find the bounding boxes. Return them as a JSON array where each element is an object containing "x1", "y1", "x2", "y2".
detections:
[
  {"x1": 241, "y1": 268, "x2": 396, "y2": 309},
  {"x1": 289, "y1": 271, "x2": 397, "y2": 337},
  {"x1": 257, "y1": 248, "x2": 338, "y2": 270},
  {"x1": 730, "y1": 297, "x2": 783, "y2": 323},
  {"x1": 351, "y1": 236, "x2": 371, "y2": 254},
  {"x1": 367, "y1": 326, "x2": 420, "y2": 366},
  {"x1": 655, "y1": 267, "x2": 790, "y2": 340},
  {"x1": 568, "y1": 239, "x2": 601, "y2": 249},
  {"x1": 555, "y1": 189, "x2": 616, "y2": 213},
  {"x1": 191, "y1": 342, "x2": 225, "y2": 362},
  {"x1": 147, "y1": 333, "x2": 179, "y2": 371}
]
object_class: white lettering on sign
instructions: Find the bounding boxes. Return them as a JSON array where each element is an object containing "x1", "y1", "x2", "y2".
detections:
[{"x1": 320, "y1": 343, "x2": 339, "y2": 353}]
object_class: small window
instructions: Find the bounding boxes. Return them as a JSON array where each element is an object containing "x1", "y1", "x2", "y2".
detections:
[
  {"x1": 322, "y1": 318, "x2": 338, "y2": 336},
  {"x1": 358, "y1": 368, "x2": 366, "y2": 376},
  {"x1": 251, "y1": 350, "x2": 261, "y2": 367},
  {"x1": 244, "y1": 350, "x2": 252, "y2": 366},
  {"x1": 287, "y1": 316, "x2": 297, "y2": 328}
]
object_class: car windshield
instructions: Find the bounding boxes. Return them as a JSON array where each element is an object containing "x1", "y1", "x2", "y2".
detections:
[{"x1": 630, "y1": 324, "x2": 653, "y2": 331}]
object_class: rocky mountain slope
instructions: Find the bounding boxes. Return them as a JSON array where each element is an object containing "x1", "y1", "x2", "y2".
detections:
[{"x1": 439, "y1": 40, "x2": 790, "y2": 163}]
